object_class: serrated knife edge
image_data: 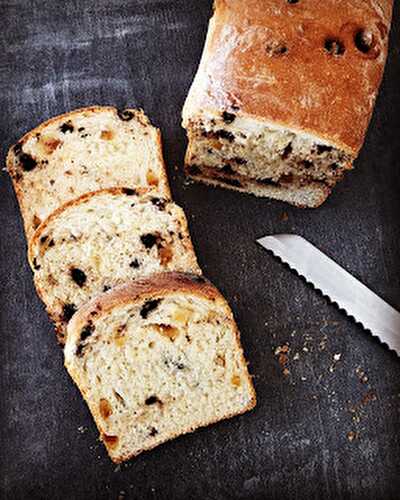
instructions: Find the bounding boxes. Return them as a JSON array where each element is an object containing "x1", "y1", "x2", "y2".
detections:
[{"x1": 257, "y1": 234, "x2": 400, "y2": 356}]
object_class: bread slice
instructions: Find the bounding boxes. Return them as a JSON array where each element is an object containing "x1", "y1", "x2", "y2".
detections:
[
  {"x1": 29, "y1": 188, "x2": 200, "y2": 343},
  {"x1": 64, "y1": 273, "x2": 256, "y2": 463},
  {"x1": 7, "y1": 106, "x2": 170, "y2": 241},
  {"x1": 182, "y1": 0, "x2": 393, "y2": 207}
]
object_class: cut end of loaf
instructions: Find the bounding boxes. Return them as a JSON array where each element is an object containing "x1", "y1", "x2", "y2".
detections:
[
  {"x1": 65, "y1": 273, "x2": 256, "y2": 462},
  {"x1": 183, "y1": 112, "x2": 354, "y2": 208}
]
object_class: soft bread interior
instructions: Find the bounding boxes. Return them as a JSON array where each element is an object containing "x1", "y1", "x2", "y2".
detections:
[
  {"x1": 29, "y1": 189, "x2": 200, "y2": 340},
  {"x1": 184, "y1": 113, "x2": 353, "y2": 207},
  {"x1": 7, "y1": 107, "x2": 169, "y2": 239},
  {"x1": 65, "y1": 286, "x2": 256, "y2": 462}
]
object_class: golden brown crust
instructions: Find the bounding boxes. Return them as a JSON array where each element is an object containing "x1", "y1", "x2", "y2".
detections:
[
  {"x1": 65, "y1": 272, "x2": 256, "y2": 462},
  {"x1": 153, "y1": 128, "x2": 170, "y2": 198},
  {"x1": 183, "y1": 0, "x2": 393, "y2": 155},
  {"x1": 186, "y1": 169, "x2": 330, "y2": 208},
  {"x1": 6, "y1": 106, "x2": 171, "y2": 242}
]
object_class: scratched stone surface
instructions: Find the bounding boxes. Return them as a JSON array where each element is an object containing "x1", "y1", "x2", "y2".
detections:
[{"x1": 0, "y1": 1, "x2": 399, "y2": 499}]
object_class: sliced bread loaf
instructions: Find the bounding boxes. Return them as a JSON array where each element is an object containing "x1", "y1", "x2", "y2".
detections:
[
  {"x1": 29, "y1": 188, "x2": 200, "y2": 343},
  {"x1": 64, "y1": 273, "x2": 256, "y2": 463},
  {"x1": 182, "y1": 0, "x2": 393, "y2": 207},
  {"x1": 7, "y1": 106, "x2": 170, "y2": 241}
]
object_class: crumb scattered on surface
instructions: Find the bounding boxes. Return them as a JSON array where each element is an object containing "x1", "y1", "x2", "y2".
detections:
[
  {"x1": 347, "y1": 387, "x2": 377, "y2": 438},
  {"x1": 347, "y1": 431, "x2": 358, "y2": 442},
  {"x1": 77, "y1": 426, "x2": 87, "y2": 434},
  {"x1": 318, "y1": 335, "x2": 328, "y2": 351},
  {"x1": 361, "y1": 390, "x2": 377, "y2": 405},
  {"x1": 274, "y1": 345, "x2": 289, "y2": 355},
  {"x1": 270, "y1": 322, "x2": 345, "y2": 385},
  {"x1": 281, "y1": 212, "x2": 289, "y2": 222},
  {"x1": 328, "y1": 352, "x2": 342, "y2": 373},
  {"x1": 274, "y1": 344, "x2": 290, "y2": 376},
  {"x1": 355, "y1": 367, "x2": 369, "y2": 384}
]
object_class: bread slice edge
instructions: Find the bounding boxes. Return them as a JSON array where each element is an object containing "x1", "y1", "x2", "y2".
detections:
[{"x1": 64, "y1": 272, "x2": 257, "y2": 462}]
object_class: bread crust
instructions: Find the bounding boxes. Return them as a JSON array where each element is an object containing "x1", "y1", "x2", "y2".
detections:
[
  {"x1": 183, "y1": 0, "x2": 393, "y2": 155},
  {"x1": 111, "y1": 399, "x2": 256, "y2": 463},
  {"x1": 29, "y1": 188, "x2": 200, "y2": 342},
  {"x1": 7, "y1": 106, "x2": 171, "y2": 242},
  {"x1": 65, "y1": 272, "x2": 256, "y2": 462},
  {"x1": 186, "y1": 169, "x2": 330, "y2": 208},
  {"x1": 67, "y1": 273, "x2": 226, "y2": 334}
]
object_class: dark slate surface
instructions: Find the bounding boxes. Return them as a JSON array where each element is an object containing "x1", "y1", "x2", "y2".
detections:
[{"x1": 1, "y1": 1, "x2": 399, "y2": 499}]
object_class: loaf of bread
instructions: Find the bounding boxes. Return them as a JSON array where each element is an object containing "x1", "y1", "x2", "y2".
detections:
[
  {"x1": 29, "y1": 188, "x2": 200, "y2": 342},
  {"x1": 64, "y1": 273, "x2": 256, "y2": 462},
  {"x1": 7, "y1": 106, "x2": 170, "y2": 240},
  {"x1": 182, "y1": 0, "x2": 393, "y2": 207}
]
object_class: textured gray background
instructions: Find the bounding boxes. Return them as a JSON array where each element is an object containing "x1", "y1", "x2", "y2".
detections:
[{"x1": 0, "y1": 1, "x2": 399, "y2": 499}]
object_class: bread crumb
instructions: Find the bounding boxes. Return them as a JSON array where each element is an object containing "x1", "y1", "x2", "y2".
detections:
[
  {"x1": 355, "y1": 367, "x2": 369, "y2": 384},
  {"x1": 328, "y1": 353, "x2": 342, "y2": 373},
  {"x1": 361, "y1": 390, "x2": 377, "y2": 405},
  {"x1": 274, "y1": 344, "x2": 289, "y2": 355},
  {"x1": 274, "y1": 344, "x2": 290, "y2": 376},
  {"x1": 280, "y1": 212, "x2": 289, "y2": 222},
  {"x1": 347, "y1": 431, "x2": 358, "y2": 442}
]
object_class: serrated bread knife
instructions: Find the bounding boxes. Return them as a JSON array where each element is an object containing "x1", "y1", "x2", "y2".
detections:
[{"x1": 257, "y1": 234, "x2": 400, "y2": 356}]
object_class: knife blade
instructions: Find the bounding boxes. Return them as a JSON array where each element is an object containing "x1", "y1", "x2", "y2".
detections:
[{"x1": 257, "y1": 234, "x2": 400, "y2": 355}]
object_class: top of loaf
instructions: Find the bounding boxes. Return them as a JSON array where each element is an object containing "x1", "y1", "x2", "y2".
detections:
[{"x1": 183, "y1": 0, "x2": 393, "y2": 155}]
